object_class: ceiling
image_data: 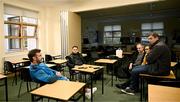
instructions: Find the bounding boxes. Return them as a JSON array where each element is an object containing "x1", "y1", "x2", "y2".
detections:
[
  {"x1": 19, "y1": 0, "x2": 83, "y2": 6},
  {"x1": 78, "y1": 0, "x2": 180, "y2": 22}
]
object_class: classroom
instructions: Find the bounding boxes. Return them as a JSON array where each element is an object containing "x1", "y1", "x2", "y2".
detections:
[{"x1": 0, "y1": 0, "x2": 180, "y2": 102}]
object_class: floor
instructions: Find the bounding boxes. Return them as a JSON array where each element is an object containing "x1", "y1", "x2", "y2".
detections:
[{"x1": 0, "y1": 67, "x2": 140, "y2": 102}]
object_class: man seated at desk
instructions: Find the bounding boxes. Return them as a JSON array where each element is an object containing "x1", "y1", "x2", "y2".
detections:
[
  {"x1": 116, "y1": 43, "x2": 145, "y2": 89},
  {"x1": 28, "y1": 49, "x2": 69, "y2": 84},
  {"x1": 66, "y1": 46, "x2": 86, "y2": 80},
  {"x1": 66, "y1": 46, "x2": 97, "y2": 99}
]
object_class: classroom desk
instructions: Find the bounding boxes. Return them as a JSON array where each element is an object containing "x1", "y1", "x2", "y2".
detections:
[
  {"x1": 123, "y1": 51, "x2": 134, "y2": 55},
  {"x1": 8, "y1": 59, "x2": 30, "y2": 65},
  {"x1": 49, "y1": 59, "x2": 67, "y2": 64},
  {"x1": 23, "y1": 64, "x2": 56, "y2": 69},
  {"x1": 0, "y1": 74, "x2": 8, "y2": 102},
  {"x1": 82, "y1": 53, "x2": 87, "y2": 57},
  {"x1": 95, "y1": 59, "x2": 117, "y2": 86},
  {"x1": 72, "y1": 64, "x2": 104, "y2": 102},
  {"x1": 140, "y1": 70, "x2": 176, "y2": 101},
  {"x1": 148, "y1": 84, "x2": 180, "y2": 102},
  {"x1": 5, "y1": 59, "x2": 30, "y2": 85},
  {"x1": 31, "y1": 80, "x2": 86, "y2": 101}
]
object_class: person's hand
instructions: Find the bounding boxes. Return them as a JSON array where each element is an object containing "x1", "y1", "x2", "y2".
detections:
[
  {"x1": 129, "y1": 63, "x2": 133, "y2": 70},
  {"x1": 56, "y1": 72, "x2": 62, "y2": 77}
]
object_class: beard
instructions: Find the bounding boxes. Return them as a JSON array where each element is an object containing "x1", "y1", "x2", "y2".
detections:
[{"x1": 36, "y1": 58, "x2": 42, "y2": 64}]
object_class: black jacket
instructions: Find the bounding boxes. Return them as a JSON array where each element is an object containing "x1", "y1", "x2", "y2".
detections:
[
  {"x1": 146, "y1": 40, "x2": 171, "y2": 75},
  {"x1": 66, "y1": 52, "x2": 85, "y2": 69}
]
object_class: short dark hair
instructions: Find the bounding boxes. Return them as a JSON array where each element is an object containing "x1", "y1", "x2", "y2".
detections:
[
  {"x1": 148, "y1": 32, "x2": 160, "y2": 38},
  {"x1": 72, "y1": 46, "x2": 78, "y2": 49},
  {"x1": 28, "y1": 49, "x2": 41, "y2": 62}
]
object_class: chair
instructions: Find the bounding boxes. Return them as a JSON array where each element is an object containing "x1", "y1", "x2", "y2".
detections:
[
  {"x1": 4, "y1": 61, "x2": 21, "y2": 85},
  {"x1": 65, "y1": 56, "x2": 78, "y2": 81},
  {"x1": 45, "y1": 54, "x2": 53, "y2": 63},
  {"x1": 90, "y1": 51, "x2": 99, "y2": 64},
  {"x1": 18, "y1": 68, "x2": 32, "y2": 97}
]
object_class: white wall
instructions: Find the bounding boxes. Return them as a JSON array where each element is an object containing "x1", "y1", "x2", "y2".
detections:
[
  {"x1": 69, "y1": 0, "x2": 159, "y2": 12},
  {"x1": 0, "y1": 0, "x2": 46, "y2": 73},
  {"x1": 0, "y1": 0, "x2": 4, "y2": 73},
  {"x1": 68, "y1": 12, "x2": 81, "y2": 54}
]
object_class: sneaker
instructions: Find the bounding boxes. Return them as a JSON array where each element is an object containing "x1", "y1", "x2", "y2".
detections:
[
  {"x1": 85, "y1": 92, "x2": 91, "y2": 99},
  {"x1": 121, "y1": 88, "x2": 135, "y2": 95},
  {"x1": 86, "y1": 87, "x2": 98, "y2": 94},
  {"x1": 92, "y1": 87, "x2": 97, "y2": 93},
  {"x1": 115, "y1": 84, "x2": 127, "y2": 89}
]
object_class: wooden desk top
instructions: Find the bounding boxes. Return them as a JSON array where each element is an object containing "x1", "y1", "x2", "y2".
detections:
[
  {"x1": 49, "y1": 59, "x2": 67, "y2": 64},
  {"x1": 0, "y1": 74, "x2": 7, "y2": 79},
  {"x1": 140, "y1": 70, "x2": 176, "y2": 79},
  {"x1": 123, "y1": 51, "x2": 134, "y2": 55},
  {"x1": 31, "y1": 80, "x2": 86, "y2": 101},
  {"x1": 72, "y1": 64, "x2": 103, "y2": 73},
  {"x1": 82, "y1": 53, "x2": 87, "y2": 57},
  {"x1": 95, "y1": 59, "x2": 117, "y2": 64},
  {"x1": 24, "y1": 64, "x2": 56, "y2": 69},
  {"x1": 171, "y1": 62, "x2": 177, "y2": 67},
  {"x1": 8, "y1": 59, "x2": 29, "y2": 64},
  {"x1": 148, "y1": 84, "x2": 180, "y2": 102}
]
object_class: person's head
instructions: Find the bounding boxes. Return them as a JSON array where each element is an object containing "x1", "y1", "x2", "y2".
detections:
[
  {"x1": 136, "y1": 43, "x2": 144, "y2": 53},
  {"x1": 28, "y1": 49, "x2": 42, "y2": 64},
  {"x1": 72, "y1": 46, "x2": 79, "y2": 54},
  {"x1": 148, "y1": 32, "x2": 159, "y2": 45},
  {"x1": 144, "y1": 45, "x2": 150, "y2": 54}
]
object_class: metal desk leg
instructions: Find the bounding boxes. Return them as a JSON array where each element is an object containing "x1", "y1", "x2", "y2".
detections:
[
  {"x1": 83, "y1": 86, "x2": 85, "y2": 102},
  {"x1": 91, "y1": 74, "x2": 93, "y2": 102},
  {"x1": 111, "y1": 64, "x2": 114, "y2": 87},
  {"x1": 31, "y1": 94, "x2": 35, "y2": 102},
  {"x1": 102, "y1": 69, "x2": 104, "y2": 94},
  {"x1": 5, "y1": 77, "x2": 8, "y2": 102}
]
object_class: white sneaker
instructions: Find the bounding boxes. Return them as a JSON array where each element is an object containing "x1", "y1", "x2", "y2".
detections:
[
  {"x1": 92, "y1": 87, "x2": 97, "y2": 93},
  {"x1": 85, "y1": 92, "x2": 91, "y2": 99},
  {"x1": 86, "y1": 87, "x2": 98, "y2": 94}
]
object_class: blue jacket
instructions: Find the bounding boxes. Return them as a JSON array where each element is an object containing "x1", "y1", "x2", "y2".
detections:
[{"x1": 29, "y1": 63, "x2": 59, "y2": 84}]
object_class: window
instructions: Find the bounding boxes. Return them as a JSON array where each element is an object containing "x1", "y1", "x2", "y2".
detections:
[
  {"x1": 4, "y1": 5, "x2": 38, "y2": 52},
  {"x1": 141, "y1": 22, "x2": 164, "y2": 43},
  {"x1": 104, "y1": 25, "x2": 121, "y2": 44}
]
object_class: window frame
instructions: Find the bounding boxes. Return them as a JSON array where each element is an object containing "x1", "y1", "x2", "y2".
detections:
[
  {"x1": 4, "y1": 15, "x2": 38, "y2": 52},
  {"x1": 141, "y1": 22, "x2": 164, "y2": 44},
  {"x1": 103, "y1": 25, "x2": 121, "y2": 45}
]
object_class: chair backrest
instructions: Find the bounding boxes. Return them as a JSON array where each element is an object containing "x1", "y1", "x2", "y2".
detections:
[
  {"x1": 175, "y1": 62, "x2": 180, "y2": 80},
  {"x1": 90, "y1": 51, "x2": 99, "y2": 59},
  {"x1": 4, "y1": 61, "x2": 14, "y2": 74},
  {"x1": 45, "y1": 54, "x2": 53, "y2": 62},
  {"x1": 65, "y1": 56, "x2": 75, "y2": 74},
  {"x1": 20, "y1": 68, "x2": 32, "y2": 82}
]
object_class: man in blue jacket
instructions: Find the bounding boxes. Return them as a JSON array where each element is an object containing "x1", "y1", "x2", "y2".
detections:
[{"x1": 28, "y1": 49, "x2": 68, "y2": 84}]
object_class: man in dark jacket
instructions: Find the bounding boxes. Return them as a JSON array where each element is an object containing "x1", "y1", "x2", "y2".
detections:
[
  {"x1": 66, "y1": 46, "x2": 97, "y2": 99},
  {"x1": 121, "y1": 32, "x2": 171, "y2": 95},
  {"x1": 66, "y1": 46, "x2": 85, "y2": 69}
]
